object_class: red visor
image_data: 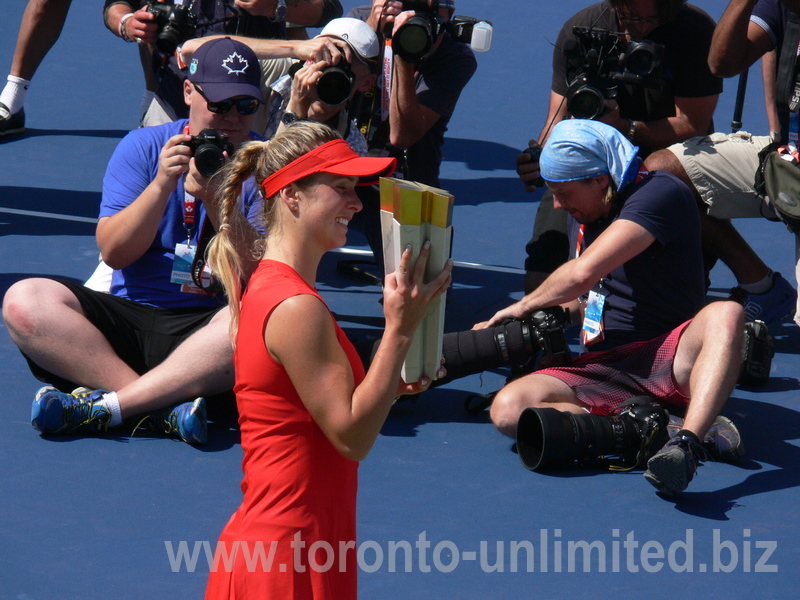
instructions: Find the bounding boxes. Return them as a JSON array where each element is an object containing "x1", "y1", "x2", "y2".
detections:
[{"x1": 261, "y1": 139, "x2": 397, "y2": 198}]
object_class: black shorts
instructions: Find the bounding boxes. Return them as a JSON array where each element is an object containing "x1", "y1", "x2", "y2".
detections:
[{"x1": 25, "y1": 278, "x2": 223, "y2": 392}]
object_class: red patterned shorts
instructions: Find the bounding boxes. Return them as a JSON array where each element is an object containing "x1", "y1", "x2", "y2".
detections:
[{"x1": 536, "y1": 320, "x2": 692, "y2": 416}]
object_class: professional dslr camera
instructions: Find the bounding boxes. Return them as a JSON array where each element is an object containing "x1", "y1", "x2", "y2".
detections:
[
  {"x1": 146, "y1": 0, "x2": 199, "y2": 55},
  {"x1": 389, "y1": 0, "x2": 493, "y2": 63},
  {"x1": 181, "y1": 129, "x2": 234, "y2": 177},
  {"x1": 288, "y1": 60, "x2": 356, "y2": 107},
  {"x1": 517, "y1": 397, "x2": 670, "y2": 472},
  {"x1": 441, "y1": 307, "x2": 572, "y2": 382},
  {"x1": 563, "y1": 26, "x2": 664, "y2": 120}
]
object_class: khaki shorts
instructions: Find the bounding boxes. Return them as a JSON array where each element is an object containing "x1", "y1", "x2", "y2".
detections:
[{"x1": 667, "y1": 131, "x2": 778, "y2": 219}]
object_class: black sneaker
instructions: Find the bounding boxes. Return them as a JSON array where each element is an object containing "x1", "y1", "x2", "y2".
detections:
[
  {"x1": 666, "y1": 414, "x2": 744, "y2": 463},
  {"x1": 644, "y1": 435, "x2": 709, "y2": 496},
  {"x1": 0, "y1": 102, "x2": 25, "y2": 136}
]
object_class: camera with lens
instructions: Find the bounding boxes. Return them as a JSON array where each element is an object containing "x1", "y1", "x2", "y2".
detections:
[
  {"x1": 441, "y1": 307, "x2": 572, "y2": 382},
  {"x1": 517, "y1": 397, "x2": 670, "y2": 472},
  {"x1": 739, "y1": 319, "x2": 774, "y2": 384},
  {"x1": 289, "y1": 60, "x2": 356, "y2": 107},
  {"x1": 181, "y1": 129, "x2": 234, "y2": 178},
  {"x1": 389, "y1": 1, "x2": 492, "y2": 63},
  {"x1": 564, "y1": 26, "x2": 664, "y2": 120},
  {"x1": 146, "y1": 1, "x2": 198, "y2": 56}
]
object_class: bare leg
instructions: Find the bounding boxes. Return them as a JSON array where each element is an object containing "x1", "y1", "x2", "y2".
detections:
[
  {"x1": 9, "y1": 0, "x2": 74, "y2": 80},
  {"x1": 3, "y1": 278, "x2": 140, "y2": 391},
  {"x1": 490, "y1": 373, "x2": 586, "y2": 438},
  {"x1": 114, "y1": 307, "x2": 234, "y2": 419},
  {"x1": 671, "y1": 301, "x2": 744, "y2": 439},
  {"x1": 3, "y1": 278, "x2": 234, "y2": 420},
  {"x1": 644, "y1": 149, "x2": 770, "y2": 285}
]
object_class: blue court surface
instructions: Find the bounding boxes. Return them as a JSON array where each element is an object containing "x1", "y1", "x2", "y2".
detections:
[{"x1": 1, "y1": 1, "x2": 799, "y2": 598}]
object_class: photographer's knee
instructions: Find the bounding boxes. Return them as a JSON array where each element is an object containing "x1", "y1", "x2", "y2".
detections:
[{"x1": 490, "y1": 387, "x2": 528, "y2": 438}]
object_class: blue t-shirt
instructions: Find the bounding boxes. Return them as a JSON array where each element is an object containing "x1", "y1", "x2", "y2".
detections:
[
  {"x1": 570, "y1": 171, "x2": 706, "y2": 349},
  {"x1": 101, "y1": 119, "x2": 263, "y2": 309}
]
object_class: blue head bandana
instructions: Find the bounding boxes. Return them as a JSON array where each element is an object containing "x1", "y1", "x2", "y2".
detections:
[{"x1": 539, "y1": 120, "x2": 641, "y2": 193}]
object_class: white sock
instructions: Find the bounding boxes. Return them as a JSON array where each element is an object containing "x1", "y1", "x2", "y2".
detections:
[
  {"x1": 739, "y1": 270, "x2": 774, "y2": 295},
  {"x1": 95, "y1": 391, "x2": 123, "y2": 427},
  {"x1": 0, "y1": 75, "x2": 31, "y2": 115}
]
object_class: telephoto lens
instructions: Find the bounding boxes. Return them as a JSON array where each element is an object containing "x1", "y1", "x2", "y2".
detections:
[{"x1": 516, "y1": 399, "x2": 669, "y2": 472}]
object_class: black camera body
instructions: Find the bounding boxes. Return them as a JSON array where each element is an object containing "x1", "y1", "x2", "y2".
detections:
[
  {"x1": 739, "y1": 319, "x2": 774, "y2": 384},
  {"x1": 440, "y1": 307, "x2": 571, "y2": 383},
  {"x1": 391, "y1": 0, "x2": 446, "y2": 63},
  {"x1": 288, "y1": 60, "x2": 355, "y2": 107},
  {"x1": 564, "y1": 26, "x2": 664, "y2": 120},
  {"x1": 317, "y1": 62, "x2": 356, "y2": 107},
  {"x1": 181, "y1": 129, "x2": 234, "y2": 178},
  {"x1": 517, "y1": 397, "x2": 670, "y2": 472},
  {"x1": 146, "y1": 1, "x2": 198, "y2": 55}
]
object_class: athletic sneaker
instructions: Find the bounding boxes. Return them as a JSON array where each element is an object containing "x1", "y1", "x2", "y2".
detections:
[
  {"x1": 31, "y1": 387, "x2": 111, "y2": 435},
  {"x1": 0, "y1": 102, "x2": 25, "y2": 136},
  {"x1": 729, "y1": 273, "x2": 797, "y2": 325},
  {"x1": 644, "y1": 435, "x2": 709, "y2": 496},
  {"x1": 666, "y1": 414, "x2": 744, "y2": 463},
  {"x1": 133, "y1": 398, "x2": 208, "y2": 444}
]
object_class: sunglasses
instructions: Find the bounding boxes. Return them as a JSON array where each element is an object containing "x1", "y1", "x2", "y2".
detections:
[{"x1": 192, "y1": 83, "x2": 260, "y2": 116}]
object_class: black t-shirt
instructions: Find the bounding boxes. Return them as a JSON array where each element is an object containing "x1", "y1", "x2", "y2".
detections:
[
  {"x1": 553, "y1": 1, "x2": 722, "y2": 125},
  {"x1": 570, "y1": 171, "x2": 706, "y2": 350},
  {"x1": 349, "y1": 6, "x2": 477, "y2": 187}
]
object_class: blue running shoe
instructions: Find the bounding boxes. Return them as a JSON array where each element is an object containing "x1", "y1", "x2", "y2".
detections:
[
  {"x1": 644, "y1": 435, "x2": 709, "y2": 496},
  {"x1": 729, "y1": 273, "x2": 797, "y2": 325},
  {"x1": 133, "y1": 398, "x2": 207, "y2": 444},
  {"x1": 31, "y1": 387, "x2": 111, "y2": 434}
]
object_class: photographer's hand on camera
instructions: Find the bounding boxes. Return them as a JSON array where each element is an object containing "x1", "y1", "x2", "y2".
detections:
[
  {"x1": 183, "y1": 153, "x2": 226, "y2": 201},
  {"x1": 473, "y1": 299, "x2": 532, "y2": 331},
  {"x1": 517, "y1": 140, "x2": 544, "y2": 192},
  {"x1": 156, "y1": 134, "x2": 194, "y2": 192},
  {"x1": 366, "y1": 0, "x2": 404, "y2": 31},
  {"x1": 294, "y1": 36, "x2": 353, "y2": 65}
]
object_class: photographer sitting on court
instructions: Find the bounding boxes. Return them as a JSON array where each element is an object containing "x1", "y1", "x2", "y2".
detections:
[
  {"x1": 483, "y1": 119, "x2": 744, "y2": 496},
  {"x1": 518, "y1": 0, "x2": 790, "y2": 327},
  {"x1": 2, "y1": 38, "x2": 265, "y2": 444}
]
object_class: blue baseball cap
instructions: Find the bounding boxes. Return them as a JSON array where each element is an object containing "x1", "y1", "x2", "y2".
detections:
[{"x1": 187, "y1": 37, "x2": 264, "y2": 103}]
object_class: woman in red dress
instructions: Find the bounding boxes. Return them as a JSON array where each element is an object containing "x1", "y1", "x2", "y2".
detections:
[{"x1": 204, "y1": 121, "x2": 452, "y2": 599}]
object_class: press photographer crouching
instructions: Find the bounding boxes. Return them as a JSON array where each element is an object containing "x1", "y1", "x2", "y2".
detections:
[{"x1": 463, "y1": 120, "x2": 747, "y2": 497}]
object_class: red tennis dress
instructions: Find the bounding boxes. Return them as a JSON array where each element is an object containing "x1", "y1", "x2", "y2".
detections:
[{"x1": 205, "y1": 260, "x2": 364, "y2": 600}]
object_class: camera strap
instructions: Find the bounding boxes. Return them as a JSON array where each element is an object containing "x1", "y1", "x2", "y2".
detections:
[{"x1": 776, "y1": 8, "x2": 800, "y2": 115}]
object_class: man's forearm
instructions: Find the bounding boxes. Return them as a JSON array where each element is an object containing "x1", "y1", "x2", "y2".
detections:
[
  {"x1": 388, "y1": 58, "x2": 434, "y2": 148},
  {"x1": 518, "y1": 259, "x2": 594, "y2": 316}
]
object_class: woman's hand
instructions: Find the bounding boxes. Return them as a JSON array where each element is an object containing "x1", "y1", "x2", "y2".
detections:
[{"x1": 382, "y1": 240, "x2": 453, "y2": 339}]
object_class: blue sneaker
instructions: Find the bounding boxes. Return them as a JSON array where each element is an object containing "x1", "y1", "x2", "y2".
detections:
[
  {"x1": 31, "y1": 387, "x2": 111, "y2": 435},
  {"x1": 0, "y1": 102, "x2": 25, "y2": 137},
  {"x1": 133, "y1": 398, "x2": 207, "y2": 444},
  {"x1": 729, "y1": 273, "x2": 797, "y2": 325},
  {"x1": 644, "y1": 435, "x2": 709, "y2": 496}
]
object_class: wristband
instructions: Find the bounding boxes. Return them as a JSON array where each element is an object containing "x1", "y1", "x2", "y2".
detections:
[{"x1": 119, "y1": 12, "x2": 135, "y2": 42}]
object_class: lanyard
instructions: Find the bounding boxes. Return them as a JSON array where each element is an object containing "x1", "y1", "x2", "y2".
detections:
[{"x1": 182, "y1": 123, "x2": 197, "y2": 244}]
